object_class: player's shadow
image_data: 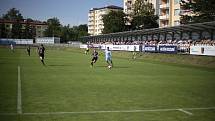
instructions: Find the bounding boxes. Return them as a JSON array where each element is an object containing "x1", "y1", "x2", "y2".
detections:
[
  {"x1": 96, "y1": 65, "x2": 130, "y2": 69},
  {"x1": 48, "y1": 64, "x2": 73, "y2": 67}
]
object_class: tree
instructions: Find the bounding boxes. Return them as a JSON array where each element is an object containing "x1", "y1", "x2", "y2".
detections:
[
  {"x1": 3, "y1": 8, "x2": 23, "y2": 20},
  {"x1": 60, "y1": 25, "x2": 73, "y2": 42},
  {"x1": 11, "y1": 20, "x2": 23, "y2": 38},
  {"x1": 60, "y1": 24, "x2": 88, "y2": 42},
  {"x1": 102, "y1": 11, "x2": 127, "y2": 34},
  {"x1": 180, "y1": 0, "x2": 215, "y2": 24},
  {"x1": 0, "y1": 23, "x2": 7, "y2": 38},
  {"x1": 131, "y1": 0, "x2": 159, "y2": 30},
  {"x1": 23, "y1": 18, "x2": 36, "y2": 39},
  {"x1": 3, "y1": 8, "x2": 23, "y2": 38},
  {"x1": 77, "y1": 24, "x2": 88, "y2": 38},
  {"x1": 44, "y1": 17, "x2": 61, "y2": 37}
]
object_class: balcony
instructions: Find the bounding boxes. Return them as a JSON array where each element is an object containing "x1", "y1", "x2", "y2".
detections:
[
  {"x1": 159, "y1": 3, "x2": 170, "y2": 8},
  {"x1": 159, "y1": 14, "x2": 169, "y2": 20},
  {"x1": 88, "y1": 18, "x2": 94, "y2": 21},
  {"x1": 88, "y1": 13, "x2": 94, "y2": 17},
  {"x1": 88, "y1": 21, "x2": 94, "y2": 25},
  {"x1": 179, "y1": 9, "x2": 192, "y2": 16}
]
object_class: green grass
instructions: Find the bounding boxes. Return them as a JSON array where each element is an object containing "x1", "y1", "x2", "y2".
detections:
[{"x1": 0, "y1": 47, "x2": 215, "y2": 121}]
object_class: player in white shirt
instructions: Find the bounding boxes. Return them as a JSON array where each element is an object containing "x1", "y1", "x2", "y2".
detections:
[
  {"x1": 10, "y1": 43, "x2": 14, "y2": 52},
  {"x1": 132, "y1": 46, "x2": 137, "y2": 59},
  {"x1": 105, "y1": 47, "x2": 113, "y2": 68}
]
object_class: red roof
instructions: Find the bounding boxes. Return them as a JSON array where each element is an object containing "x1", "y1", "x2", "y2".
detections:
[{"x1": 0, "y1": 19, "x2": 47, "y2": 25}]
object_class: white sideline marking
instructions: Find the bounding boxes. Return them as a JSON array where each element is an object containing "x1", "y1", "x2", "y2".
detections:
[
  {"x1": 178, "y1": 109, "x2": 193, "y2": 115},
  {"x1": 183, "y1": 107, "x2": 215, "y2": 111},
  {"x1": 21, "y1": 107, "x2": 215, "y2": 115},
  {"x1": 0, "y1": 107, "x2": 215, "y2": 116},
  {"x1": 17, "y1": 66, "x2": 22, "y2": 114}
]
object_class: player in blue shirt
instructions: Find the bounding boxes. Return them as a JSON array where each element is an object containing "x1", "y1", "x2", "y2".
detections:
[{"x1": 105, "y1": 47, "x2": 113, "y2": 68}]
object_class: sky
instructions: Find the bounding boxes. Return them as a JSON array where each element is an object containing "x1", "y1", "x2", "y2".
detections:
[{"x1": 0, "y1": 0, "x2": 123, "y2": 26}]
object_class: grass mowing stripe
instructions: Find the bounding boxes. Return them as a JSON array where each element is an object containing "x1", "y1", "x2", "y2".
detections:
[
  {"x1": 0, "y1": 113, "x2": 17, "y2": 116},
  {"x1": 17, "y1": 66, "x2": 22, "y2": 114}
]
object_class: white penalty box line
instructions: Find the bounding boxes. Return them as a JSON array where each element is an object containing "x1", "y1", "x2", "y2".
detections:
[{"x1": 1, "y1": 107, "x2": 215, "y2": 116}]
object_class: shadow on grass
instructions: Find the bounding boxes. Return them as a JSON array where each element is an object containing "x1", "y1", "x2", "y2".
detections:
[
  {"x1": 47, "y1": 64, "x2": 130, "y2": 69},
  {"x1": 95, "y1": 65, "x2": 130, "y2": 68},
  {"x1": 47, "y1": 64, "x2": 73, "y2": 67}
]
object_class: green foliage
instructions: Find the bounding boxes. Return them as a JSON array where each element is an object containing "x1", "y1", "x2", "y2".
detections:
[
  {"x1": 44, "y1": 17, "x2": 62, "y2": 37},
  {"x1": 44, "y1": 17, "x2": 88, "y2": 42},
  {"x1": 60, "y1": 25, "x2": 76, "y2": 42},
  {"x1": 131, "y1": 0, "x2": 159, "y2": 30},
  {"x1": 0, "y1": 23, "x2": 7, "y2": 38},
  {"x1": 72, "y1": 24, "x2": 89, "y2": 40},
  {"x1": 60, "y1": 24, "x2": 88, "y2": 43},
  {"x1": 180, "y1": 0, "x2": 215, "y2": 24},
  {"x1": 11, "y1": 20, "x2": 23, "y2": 39},
  {"x1": 23, "y1": 19, "x2": 36, "y2": 39},
  {"x1": 77, "y1": 24, "x2": 89, "y2": 38},
  {"x1": 131, "y1": 15, "x2": 159, "y2": 30},
  {"x1": 1, "y1": 8, "x2": 88, "y2": 41},
  {"x1": 102, "y1": 11, "x2": 127, "y2": 34},
  {"x1": 132, "y1": 0, "x2": 155, "y2": 16},
  {"x1": 0, "y1": 9, "x2": 36, "y2": 39},
  {"x1": 2, "y1": 8, "x2": 23, "y2": 20},
  {"x1": 2, "y1": 8, "x2": 23, "y2": 38}
]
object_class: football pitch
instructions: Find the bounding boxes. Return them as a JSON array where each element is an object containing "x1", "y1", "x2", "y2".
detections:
[{"x1": 0, "y1": 47, "x2": 215, "y2": 121}]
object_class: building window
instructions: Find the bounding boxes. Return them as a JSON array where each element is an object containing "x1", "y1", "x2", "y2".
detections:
[
  {"x1": 174, "y1": 9, "x2": 180, "y2": 16},
  {"x1": 174, "y1": 0, "x2": 180, "y2": 4},
  {"x1": 161, "y1": 0, "x2": 169, "y2": 4}
]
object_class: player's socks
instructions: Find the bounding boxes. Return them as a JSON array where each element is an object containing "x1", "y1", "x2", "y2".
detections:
[{"x1": 41, "y1": 60, "x2": 45, "y2": 65}]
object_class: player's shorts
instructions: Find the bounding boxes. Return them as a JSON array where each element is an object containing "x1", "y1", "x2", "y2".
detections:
[
  {"x1": 39, "y1": 53, "x2": 44, "y2": 59},
  {"x1": 92, "y1": 57, "x2": 98, "y2": 62},
  {"x1": 106, "y1": 57, "x2": 112, "y2": 61}
]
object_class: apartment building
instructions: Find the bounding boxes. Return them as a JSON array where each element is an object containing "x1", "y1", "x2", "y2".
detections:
[
  {"x1": 159, "y1": 0, "x2": 182, "y2": 27},
  {"x1": 0, "y1": 19, "x2": 48, "y2": 37},
  {"x1": 88, "y1": 5, "x2": 123, "y2": 35},
  {"x1": 123, "y1": 0, "x2": 191, "y2": 28}
]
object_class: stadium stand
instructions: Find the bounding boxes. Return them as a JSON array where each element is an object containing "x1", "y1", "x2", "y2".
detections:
[{"x1": 81, "y1": 21, "x2": 215, "y2": 55}]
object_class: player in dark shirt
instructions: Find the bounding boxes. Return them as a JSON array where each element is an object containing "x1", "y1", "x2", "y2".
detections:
[
  {"x1": 38, "y1": 44, "x2": 45, "y2": 65},
  {"x1": 27, "y1": 46, "x2": 31, "y2": 56},
  {"x1": 91, "y1": 49, "x2": 98, "y2": 67}
]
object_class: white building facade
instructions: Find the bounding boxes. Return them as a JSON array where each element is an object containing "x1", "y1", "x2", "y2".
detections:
[
  {"x1": 123, "y1": 0, "x2": 193, "y2": 28},
  {"x1": 88, "y1": 5, "x2": 123, "y2": 36}
]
